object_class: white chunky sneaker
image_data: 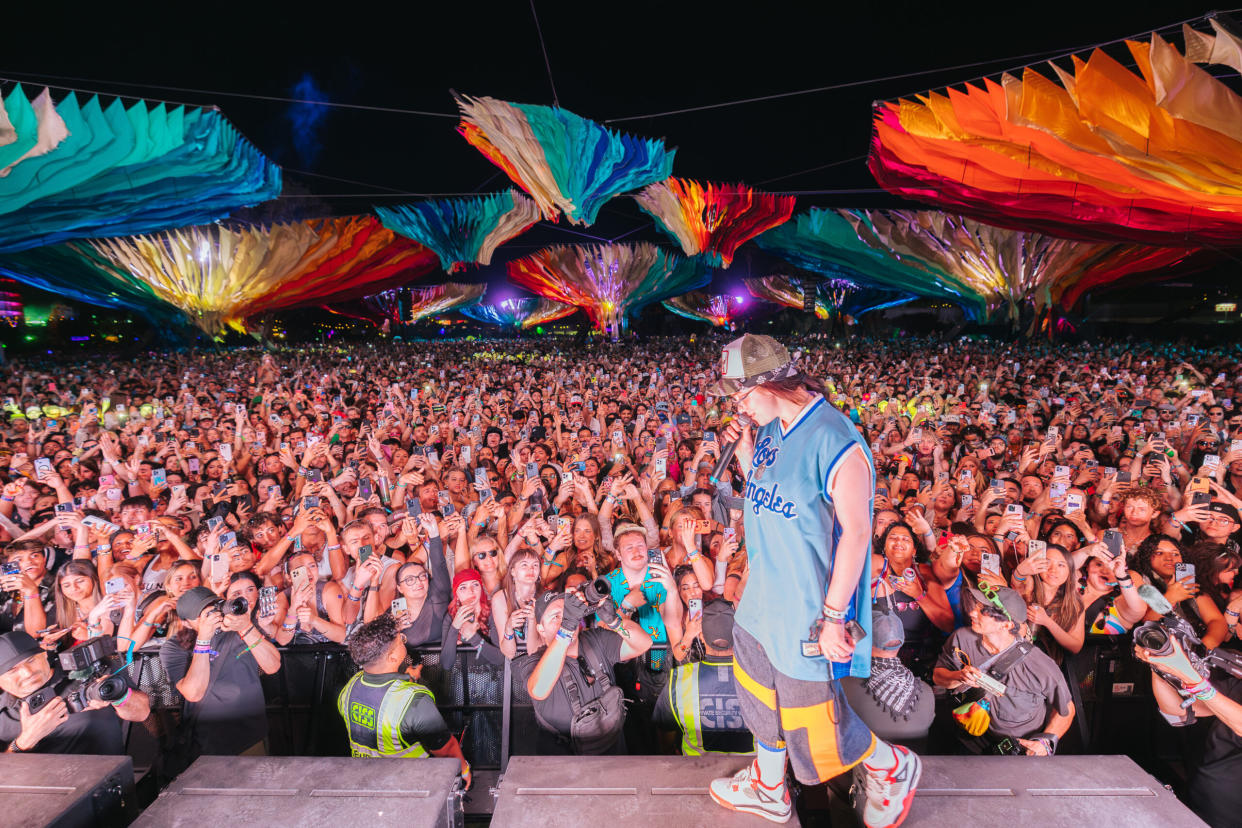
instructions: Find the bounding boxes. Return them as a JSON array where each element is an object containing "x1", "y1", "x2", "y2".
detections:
[
  {"x1": 853, "y1": 744, "x2": 922, "y2": 828},
  {"x1": 708, "y1": 760, "x2": 792, "y2": 824}
]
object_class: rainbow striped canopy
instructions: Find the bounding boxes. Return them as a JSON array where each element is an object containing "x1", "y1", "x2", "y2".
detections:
[
  {"x1": 408, "y1": 283, "x2": 488, "y2": 323},
  {"x1": 456, "y1": 94, "x2": 674, "y2": 226},
  {"x1": 744, "y1": 275, "x2": 915, "y2": 320},
  {"x1": 9, "y1": 217, "x2": 436, "y2": 334},
  {"x1": 868, "y1": 20, "x2": 1242, "y2": 245},
  {"x1": 461, "y1": 297, "x2": 576, "y2": 329},
  {"x1": 634, "y1": 179, "x2": 795, "y2": 267},
  {"x1": 375, "y1": 190, "x2": 540, "y2": 273},
  {"x1": 507, "y1": 243, "x2": 709, "y2": 332},
  {"x1": 662, "y1": 292, "x2": 753, "y2": 327},
  {"x1": 0, "y1": 85, "x2": 279, "y2": 253}
]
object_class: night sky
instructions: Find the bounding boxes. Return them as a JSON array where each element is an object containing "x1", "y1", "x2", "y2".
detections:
[{"x1": 1, "y1": 2, "x2": 1234, "y2": 298}]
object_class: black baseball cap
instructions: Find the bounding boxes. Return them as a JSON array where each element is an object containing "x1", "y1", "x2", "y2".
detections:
[
  {"x1": 534, "y1": 591, "x2": 564, "y2": 625},
  {"x1": 701, "y1": 599, "x2": 736, "y2": 649},
  {"x1": 0, "y1": 631, "x2": 41, "y2": 676},
  {"x1": 176, "y1": 586, "x2": 218, "y2": 621},
  {"x1": 1208, "y1": 502, "x2": 1241, "y2": 525}
]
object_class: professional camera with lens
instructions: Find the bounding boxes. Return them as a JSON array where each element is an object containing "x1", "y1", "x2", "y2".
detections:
[
  {"x1": 580, "y1": 578, "x2": 611, "y2": 605},
  {"x1": 1134, "y1": 611, "x2": 1242, "y2": 686},
  {"x1": 27, "y1": 636, "x2": 130, "y2": 714},
  {"x1": 212, "y1": 596, "x2": 250, "y2": 617}
]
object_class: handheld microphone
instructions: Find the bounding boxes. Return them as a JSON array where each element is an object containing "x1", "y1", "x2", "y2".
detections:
[
  {"x1": 1136, "y1": 584, "x2": 1174, "y2": 616},
  {"x1": 710, "y1": 414, "x2": 753, "y2": 486}
]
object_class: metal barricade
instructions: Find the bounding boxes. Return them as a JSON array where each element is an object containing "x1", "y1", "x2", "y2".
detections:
[{"x1": 130, "y1": 643, "x2": 506, "y2": 770}]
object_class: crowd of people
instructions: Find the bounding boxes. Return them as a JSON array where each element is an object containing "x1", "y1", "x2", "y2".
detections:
[{"x1": 0, "y1": 332, "x2": 1240, "y2": 825}]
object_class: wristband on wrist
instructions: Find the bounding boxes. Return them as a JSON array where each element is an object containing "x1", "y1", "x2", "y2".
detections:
[
  {"x1": 282, "y1": 622, "x2": 296, "y2": 631},
  {"x1": 195, "y1": 638, "x2": 214, "y2": 648},
  {"x1": 555, "y1": 627, "x2": 574, "y2": 642},
  {"x1": 1014, "y1": 573, "x2": 1028, "y2": 582},
  {"x1": 110, "y1": 688, "x2": 133, "y2": 708},
  {"x1": 324, "y1": 544, "x2": 341, "y2": 552},
  {"x1": 821, "y1": 604, "x2": 847, "y2": 620}
]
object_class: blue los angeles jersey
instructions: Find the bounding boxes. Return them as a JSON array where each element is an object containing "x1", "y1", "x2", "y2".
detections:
[{"x1": 734, "y1": 396, "x2": 875, "y2": 682}]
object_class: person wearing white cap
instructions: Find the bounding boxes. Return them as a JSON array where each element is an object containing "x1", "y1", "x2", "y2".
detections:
[{"x1": 704, "y1": 334, "x2": 921, "y2": 827}]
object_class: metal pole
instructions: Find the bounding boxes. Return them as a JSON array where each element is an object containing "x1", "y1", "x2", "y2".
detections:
[{"x1": 500, "y1": 658, "x2": 512, "y2": 771}]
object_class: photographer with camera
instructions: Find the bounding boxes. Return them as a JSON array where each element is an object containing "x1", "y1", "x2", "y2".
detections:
[
  {"x1": 513, "y1": 582, "x2": 652, "y2": 755},
  {"x1": 159, "y1": 586, "x2": 281, "y2": 769},
  {"x1": 933, "y1": 579, "x2": 1075, "y2": 756},
  {"x1": 1136, "y1": 629, "x2": 1242, "y2": 827},
  {"x1": 0, "y1": 630, "x2": 149, "y2": 754}
]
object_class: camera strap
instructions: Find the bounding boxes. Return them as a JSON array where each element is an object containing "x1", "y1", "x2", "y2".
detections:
[{"x1": 977, "y1": 640, "x2": 1032, "y2": 683}]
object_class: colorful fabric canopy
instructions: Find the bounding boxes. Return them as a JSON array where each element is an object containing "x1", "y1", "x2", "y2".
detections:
[
  {"x1": 407, "y1": 283, "x2": 487, "y2": 323},
  {"x1": 0, "y1": 242, "x2": 182, "y2": 323},
  {"x1": 744, "y1": 274, "x2": 915, "y2": 320},
  {"x1": 635, "y1": 179, "x2": 795, "y2": 267},
  {"x1": 842, "y1": 210, "x2": 1196, "y2": 318},
  {"x1": 375, "y1": 189, "x2": 540, "y2": 273},
  {"x1": 507, "y1": 243, "x2": 709, "y2": 332},
  {"x1": 39, "y1": 217, "x2": 435, "y2": 334},
  {"x1": 758, "y1": 208, "x2": 989, "y2": 319},
  {"x1": 868, "y1": 23, "x2": 1242, "y2": 245},
  {"x1": 361, "y1": 288, "x2": 404, "y2": 323},
  {"x1": 456, "y1": 94, "x2": 674, "y2": 226},
  {"x1": 661, "y1": 292, "x2": 753, "y2": 327},
  {"x1": 461, "y1": 297, "x2": 576, "y2": 329},
  {"x1": 0, "y1": 84, "x2": 280, "y2": 253}
]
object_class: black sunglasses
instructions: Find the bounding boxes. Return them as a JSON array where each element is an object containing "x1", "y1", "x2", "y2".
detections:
[{"x1": 474, "y1": 549, "x2": 499, "y2": 560}]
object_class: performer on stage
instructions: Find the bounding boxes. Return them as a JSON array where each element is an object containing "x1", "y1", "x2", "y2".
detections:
[{"x1": 706, "y1": 334, "x2": 921, "y2": 827}]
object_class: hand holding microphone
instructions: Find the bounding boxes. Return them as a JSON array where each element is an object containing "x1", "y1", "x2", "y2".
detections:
[{"x1": 711, "y1": 414, "x2": 754, "y2": 486}]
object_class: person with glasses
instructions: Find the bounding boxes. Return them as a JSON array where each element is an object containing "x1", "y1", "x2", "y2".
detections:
[
  {"x1": 465, "y1": 534, "x2": 504, "y2": 596},
  {"x1": 374, "y1": 515, "x2": 450, "y2": 649},
  {"x1": 934, "y1": 580, "x2": 1074, "y2": 756}
]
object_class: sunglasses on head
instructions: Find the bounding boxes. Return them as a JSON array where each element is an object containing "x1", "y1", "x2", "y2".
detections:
[{"x1": 974, "y1": 576, "x2": 1012, "y2": 623}]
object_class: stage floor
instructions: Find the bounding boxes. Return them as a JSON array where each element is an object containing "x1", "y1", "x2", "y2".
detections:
[{"x1": 490, "y1": 754, "x2": 1205, "y2": 827}]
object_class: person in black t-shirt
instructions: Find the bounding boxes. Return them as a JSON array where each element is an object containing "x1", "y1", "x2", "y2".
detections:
[
  {"x1": 512, "y1": 589, "x2": 652, "y2": 755},
  {"x1": 0, "y1": 631, "x2": 149, "y2": 754},
  {"x1": 159, "y1": 586, "x2": 281, "y2": 769}
]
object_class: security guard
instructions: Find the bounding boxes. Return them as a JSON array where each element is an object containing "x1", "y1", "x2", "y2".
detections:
[
  {"x1": 655, "y1": 600, "x2": 754, "y2": 756},
  {"x1": 337, "y1": 615, "x2": 471, "y2": 786}
]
